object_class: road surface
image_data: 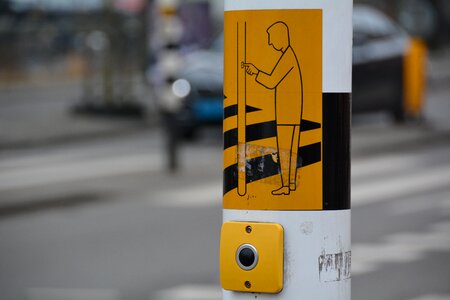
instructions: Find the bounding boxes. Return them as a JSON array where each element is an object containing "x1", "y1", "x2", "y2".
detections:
[{"x1": 0, "y1": 81, "x2": 449, "y2": 300}]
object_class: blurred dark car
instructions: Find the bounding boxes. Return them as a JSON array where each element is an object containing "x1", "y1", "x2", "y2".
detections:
[
  {"x1": 352, "y1": 4, "x2": 426, "y2": 121},
  {"x1": 359, "y1": 0, "x2": 450, "y2": 46},
  {"x1": 171, "y1": 39, "x2": 224, "y2": 138},
  {"x1": 155, "y1": 4, "x2": 426, "y2": 138}
]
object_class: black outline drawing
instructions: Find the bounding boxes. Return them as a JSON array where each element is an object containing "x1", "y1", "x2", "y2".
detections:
[{"x1": 243, "y1": 21, "x2": 304, "y2": 196}]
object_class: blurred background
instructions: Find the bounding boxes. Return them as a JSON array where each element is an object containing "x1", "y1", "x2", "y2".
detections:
[{"x1": 0, "y1": 0, "x2": 449, "y2": 299}]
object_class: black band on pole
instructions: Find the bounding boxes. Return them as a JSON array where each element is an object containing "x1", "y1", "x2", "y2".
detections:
[{"x1": 322, "y1": 93, "x2": 351, "y2": 210}]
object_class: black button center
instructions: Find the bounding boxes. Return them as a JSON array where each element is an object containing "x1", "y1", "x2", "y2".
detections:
[{"x1": 238, "y1": 247, "x2": 256, "y2": 267}]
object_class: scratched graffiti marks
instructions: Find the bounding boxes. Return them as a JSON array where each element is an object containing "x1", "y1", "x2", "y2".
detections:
[{"x1": 318, "y1": 250, "x2": 351, "y2": 282}]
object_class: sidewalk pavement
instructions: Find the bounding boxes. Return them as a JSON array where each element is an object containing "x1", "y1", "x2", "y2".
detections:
[{"x1": 0, "y1": 79, "x2": 157, "y2": 150}]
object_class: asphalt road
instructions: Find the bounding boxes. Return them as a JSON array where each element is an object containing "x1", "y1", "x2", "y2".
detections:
[{"x1": 0, "y1": 85, "x2": 449, "y2": 300}]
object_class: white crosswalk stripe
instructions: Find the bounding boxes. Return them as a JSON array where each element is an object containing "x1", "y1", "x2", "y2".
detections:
[
  {"x1": 153, "y1": 183, "x2": 222, "y2": 207},
  {"x1": 390, "y1": 191, "x2": 450, "y2": 216},
  {"x1": 351, "y1": 145, "x2": 449, "y2": 179},
  {"x1": 407, "y1": 295, "x2": 450, "y2": 300},
  {"x1": 352, "y1": 221, "x2": 450, "y2": 275},
  {"x1": 352, "y1": 164, "x2": 450, "y2": 206},
  {"x1": 26, "y1": 288, "x2": 120, "y2": 300},
  {"x1": 1, "y1": 128, "x2": 449, "y2": 281},
  {"x1": 351, "y1": 143, "x2": 450, "y2": 276},
  {"x1": 152, "y1": 141, "x2": 450, "y2": 282},
  {"x1": 154, "y1": 146, "x2": 450, "y2": 208},
  {"x1": 0, "y1": 153, "x2": 163, "y2": 191},
  {"x1": 152, "y1": 285, "x2": 221, "y2": 300}
]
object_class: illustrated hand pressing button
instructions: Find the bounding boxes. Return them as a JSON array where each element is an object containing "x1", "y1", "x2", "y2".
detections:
[{"x1": 242, "y1": 62, "x2": 259, "y2": 76}]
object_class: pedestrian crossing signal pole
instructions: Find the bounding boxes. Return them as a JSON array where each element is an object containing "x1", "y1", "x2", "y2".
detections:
[{"x1": 220, "y1": 0, "x2": 352, "y2": 299}]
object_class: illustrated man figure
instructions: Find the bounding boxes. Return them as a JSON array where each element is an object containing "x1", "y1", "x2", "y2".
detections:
[{"x1": 244, "y1": 21, "x2": 303, "y2": 196}]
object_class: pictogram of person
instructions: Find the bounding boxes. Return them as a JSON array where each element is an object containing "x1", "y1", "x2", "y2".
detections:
[{"x1": 244, "y1": 21, "x2": 303, "y2": 196}]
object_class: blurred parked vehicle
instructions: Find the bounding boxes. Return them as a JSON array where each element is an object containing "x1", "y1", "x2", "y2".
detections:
[
  {"x1": 353, "y1": 4, "x2": 427, "y2": 121},
  {"x1": 358, "y1": 0, "x2": 450, "y2": 46},
  {"x1": 151, "y1": 4, "x2": 427, "y2": 138}
]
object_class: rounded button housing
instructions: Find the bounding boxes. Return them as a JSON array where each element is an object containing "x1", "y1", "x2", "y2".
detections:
[{"x1": 236, "y1": 244, "x2": 258, "y2": 270}]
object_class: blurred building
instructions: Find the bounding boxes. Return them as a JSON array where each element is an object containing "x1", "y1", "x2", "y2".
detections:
[
  {"x1": 0, "y1": 0, "x2": 150, "y2": 85},
  {"x1": 8, "y1": 0, "x2": 103, "y2": 11}
]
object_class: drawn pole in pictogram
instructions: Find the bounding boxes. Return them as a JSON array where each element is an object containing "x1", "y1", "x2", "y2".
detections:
[{"x1": 237, "y1": 22, "x2": 247, "y2": 196}]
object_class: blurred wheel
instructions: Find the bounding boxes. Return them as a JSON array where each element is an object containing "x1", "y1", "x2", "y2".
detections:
[
  {"x1": 393, "y1": 71, "x2": 406, "y2": 123},
  {"x1": 181, "y1": 126, "x2": 198, "y2": 141},
  {"x1": 393, "y1": 105, "x2": 406, "y2": 123}
]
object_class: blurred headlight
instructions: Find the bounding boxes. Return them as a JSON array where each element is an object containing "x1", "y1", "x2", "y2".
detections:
[{"x1": 172, "y1": 79, "x2": 191, "y2": 98}]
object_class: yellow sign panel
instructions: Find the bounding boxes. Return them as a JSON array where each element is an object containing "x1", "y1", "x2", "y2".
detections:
[{"x1": 223, "y1": 10, "x2": 323, "y2": 210}]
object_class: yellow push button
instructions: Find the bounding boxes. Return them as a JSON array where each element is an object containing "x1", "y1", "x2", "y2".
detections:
[{"x1": 220, "y1": 222, "x2": 284, "y2": 293}]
